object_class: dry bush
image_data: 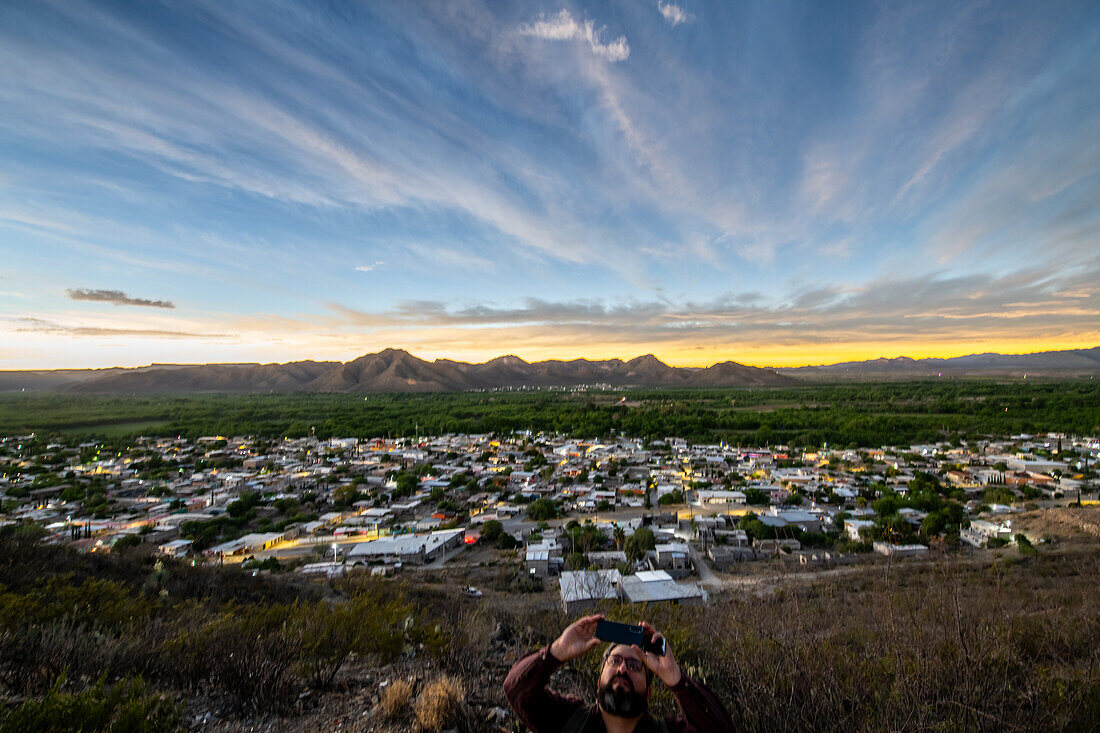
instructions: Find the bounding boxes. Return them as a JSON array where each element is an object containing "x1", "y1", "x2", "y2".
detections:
[
  {"x1": 378, "y1": 678, "x2": 413, "y2": 720},
  {"x1": 691, "y1": 552, "x2": 1100, "y2": 732},
  {"x1": 157, "y1": 606, "x2": 300, "y2": 713},
  {"x1": 414, "y1": 674, "x2": 465, "y2": 732}
]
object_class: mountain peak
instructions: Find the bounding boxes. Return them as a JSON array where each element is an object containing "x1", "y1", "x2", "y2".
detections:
[
  {"x1": 486, "y1": 354, "x2": 529, "y2": 366},
  {"x1": 627, "y1": 354, "x2": 668, "y2": 366}
]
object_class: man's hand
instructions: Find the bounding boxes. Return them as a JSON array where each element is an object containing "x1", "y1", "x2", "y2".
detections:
[
  {"x1": 635, "y1": 621, "x2": 682, "y2": 688},
  {"x1": 549, "y1": 614, "x2": 604, "y2": 662}
]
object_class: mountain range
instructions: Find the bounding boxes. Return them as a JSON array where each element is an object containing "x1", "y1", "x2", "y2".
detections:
[
  {"x1": 0, "y1": 349, "x2": 794, "y2": 393},
  {"x1": 1, "y1": 346, "x2": 1096, "y2": 394},
  {"x1": 778, "y1": 346, "x2": 1100, "y2": 379}
]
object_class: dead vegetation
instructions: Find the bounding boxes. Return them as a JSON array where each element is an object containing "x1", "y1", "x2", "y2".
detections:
[
  {"x1": 414, "y1": 674, "x2": 466, "y2": 731},
  {"x1": 377, "y1": 678, "x2": 413, "y2": 721},
  {"x1": 1, "y1": 523, "x2": 1098, "y2": 731},
  {"x1": 1014, "y1": 506, "x2": 1100, "y2": 544}
]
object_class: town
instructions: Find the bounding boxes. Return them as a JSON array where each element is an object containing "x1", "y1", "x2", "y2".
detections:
[{"x1": 3, "y1": 429, "x2": 1095, "y2": 611}]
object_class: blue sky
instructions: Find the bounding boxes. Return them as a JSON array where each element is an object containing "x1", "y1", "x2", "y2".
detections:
[{"x1": 2, "y1": 0, "x2": 1098, "y2": 368}]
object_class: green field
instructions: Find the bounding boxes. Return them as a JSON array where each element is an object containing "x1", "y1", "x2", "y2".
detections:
[
  {"x1": 56, "y1": 420, "x2": 172, "y2": 437},
  {"x1": 1, "y1": 380, "x2": 1098, "y2": 448}
]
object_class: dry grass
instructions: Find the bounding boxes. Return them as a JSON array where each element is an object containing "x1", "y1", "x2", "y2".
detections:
[
  {"x1": 1015, "y1": 506, "x2": 1100, "y2": 543},
  {"x1": 413, "y1": 674, "x2": 466, "y2": 732},
  {"x1": 377, "y1": 678, "x2": 413, "y2": 721}
]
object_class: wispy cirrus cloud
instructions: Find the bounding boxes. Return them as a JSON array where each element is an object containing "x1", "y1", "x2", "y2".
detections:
[
  {"x1": 518, "y1": 9, "x2": 629, "y2": 62},
  {"x1": 15, "y1": 317, "x2": 225, "y2": 339},
  {"x1": 66, "y1": 288, "x2": 175, "y2": 309},
  {"x1": 1, "y1": 1, "x2": 1097, "y2": 369},
  {"x1": 657, "y1": 2, "x2": 693, "y2": 27},
  {"x1": 325, "y1": 264, "x2": 1100, "y2": 346}
]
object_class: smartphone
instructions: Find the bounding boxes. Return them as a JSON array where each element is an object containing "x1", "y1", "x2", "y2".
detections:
[{"x1": 595, "y1": 620, "x2": 666, "y2": 656}]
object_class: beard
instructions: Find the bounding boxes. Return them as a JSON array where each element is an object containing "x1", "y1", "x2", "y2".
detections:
[{"x1": 597, "y1": 674, "x2": 648, "y2": 718}]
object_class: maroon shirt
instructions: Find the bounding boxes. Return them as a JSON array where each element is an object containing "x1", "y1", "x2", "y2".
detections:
[{"x1": 503, "y1": 645, "x2": 734, "y2": 733}]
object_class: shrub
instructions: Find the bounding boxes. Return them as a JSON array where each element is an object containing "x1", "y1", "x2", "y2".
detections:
[
  {"x1": 565, "y1": 552, "x2": 587, "y2": 571},
  {"x1": 479, "y1": 520, "x2": 503, "y2": 543},
  {"x1": 112, "y1": 534, "x2": 142, "y2": 553},
  {"x1": 413, "y1": 674, "x2": 465, "y2": 732},
  {"x1": 290, "y1": 593, "x2": 409, "y2": 689},
  {"x1": 0, "y1": 675, "x2": 181, "y2": 733},
  {"x1": 378, "y1": 678, "x2": 413, "y2": 720},
  {"x1": 694, "y1": 555, "x2": 1100, "y2": 731},
  {"x1": 525, "y1": 498, "x2": 558, "y2": 521},
  {"x1": 241, "y1": 557, "x2": 281, "y2": 572},
  {"x1": 744, "y1": 488, "x2": 770, "y2": 506},
  {"x1": 624, "y1": 528, "x2": 655, "y2": 562},
  {"x1": 658, "y1": 490, "x2": 684, "y2": 505},
  {"x1": 1015, "y1": 533, "x2": 1039, "y2": 557},
  {"x1": 158, "y1": 606, "x2": 300, "y2": 713}
]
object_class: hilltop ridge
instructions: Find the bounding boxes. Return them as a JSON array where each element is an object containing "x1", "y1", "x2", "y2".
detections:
[
  {"x1": 0, "y1": 349, "x2": 794, "y2": 394},
  {"x1": 3, "y1": 345, "x2": 1098, "y2": 394}
]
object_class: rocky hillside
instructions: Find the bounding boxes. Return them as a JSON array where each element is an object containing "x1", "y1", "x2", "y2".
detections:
[
  {"x1": 781, "y1": 346, "x2": 1100, "y2": 379},
  {"x1": 3, "y1": 349, "x2": 796, "y2": 394}
]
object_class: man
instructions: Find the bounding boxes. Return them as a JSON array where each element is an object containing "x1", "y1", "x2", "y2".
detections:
[{"x1": 503, "y1": 614, "x2": 734, "y2": 732}]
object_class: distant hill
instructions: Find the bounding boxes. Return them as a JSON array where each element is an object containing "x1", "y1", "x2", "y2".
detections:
[
  {"x1": 0, "y1": 349, "x2": 795, "y2": 394},
  {"x1": 780, "y1": 346, "x2": 1100, "y2": 379},
  {"x1": 4, "y1": 346, "x2": 1096, "y2": 394}
]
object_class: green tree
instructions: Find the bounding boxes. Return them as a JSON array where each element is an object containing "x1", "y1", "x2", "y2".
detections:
[
  {"x1": 624, "y1": 527, "x2": 656, "y2": 563},
  {"x1": 658, "y1": 489, "x2": 684, "y2": 505},
  {"x1": 525, "y1": 498, "x2": 558, "y2": 521},
  {"x1": 565, "y1": 552, "x2": 587, "y2": 570},
  {"x1": 227, "y1": 491, "x2": 261, "y2": 518},
  {"x1": 479, "y1": 519, "x2": 503, "y2": 543},
  {"x1": 112, "y1": 534, "x2": 142, "y2": 553},
  {"x1": 744, "y1": 488, "x2": 770, "y2": 506},
  {"x1": 333, "y1": 484, "x2": 360, "y2": 507}
]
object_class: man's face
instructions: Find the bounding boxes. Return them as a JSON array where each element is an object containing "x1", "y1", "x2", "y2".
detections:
[{"x1": 597, "y1": 645, "x2": 649, "y2": 718}]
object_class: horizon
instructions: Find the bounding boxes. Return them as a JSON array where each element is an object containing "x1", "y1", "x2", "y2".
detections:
[
  {"x1": 3, "y1": 1, "x2": 1099, "y2": 369},
  {"x1": 6, "y1": 342, "x2": 1098, "y2": 373}
]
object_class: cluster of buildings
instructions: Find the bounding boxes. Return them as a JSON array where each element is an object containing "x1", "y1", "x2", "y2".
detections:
[{"x1": 0, "y1": 430, "x2": 1095, "y2": 607}]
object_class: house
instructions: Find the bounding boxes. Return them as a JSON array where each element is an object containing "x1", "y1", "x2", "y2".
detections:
[
  {"x1": 714, "y1": 528, "x2": 749, "y2": 546},
  {"x1": 873, "y1": 542, "x2": 928, "y2": 558},
  {"x1": 347, "y1": 529, "x2": 464, "y2": 565},
  {"x1": 158, "y1": 538, "x2": 193, "y2": 558},
  {"x1": 794, "y1": 549, "x2": 850, "y2": 566},
  {"x1": 619, "y1": 570, "x2": 705, "y2": 606},
  {"x1": 651, "y1": 542, "x2": 693, "y2": 578},
  {"x1": 299, "y1": 561, "x2": 347, "y2": 578},
  {"x1": 753, "y1": 538, "x2": 801, "y2": 554},
  {"x1": 898, "y1": 508, "x2": 928, "y2": 527},
  {"x1": 559, "y1": 570, "x2": 621, "y2": 613},
  {"x1": 832, "y1": 486, "x2": 857, "y2": 500},
  {"x1": 766, "y1": 508, "x2": 826, "y2": 533},
  {"x1": 945, "y1": 470, "x2": 976, "y2": 487},
  {"x1": 206, "y1": 531, "x2": 285, "y2": 558},
  {"x1": 587, "y1": 550, "x2": 628, "y2": 569},
  {"x1": 708, "y1": 545, "x2": 757, "y2": 569},
  {"x1": 694, "y1": 490, "x2": 746, "y2": 506},
  {"x1": 845, "y1": 518, "x2": 876, "y2": 541},
  {"x1": 962, "y1": 519, "x2": 1013, "y2": 547},
  {"x1": 415, "y1": 516, "x2": 443, "y2": 531},
  {"x1": 525, "y1": 539, "x2": 564, "y2": 577}
]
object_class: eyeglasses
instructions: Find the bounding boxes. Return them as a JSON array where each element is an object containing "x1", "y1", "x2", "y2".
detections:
[{"x1": 605, "y1": 654, "x2": 645, "y2": 673}]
